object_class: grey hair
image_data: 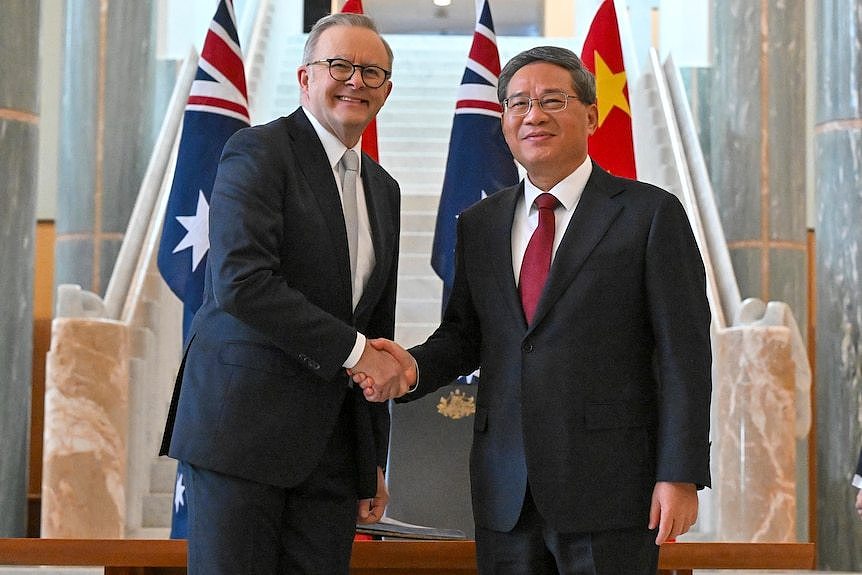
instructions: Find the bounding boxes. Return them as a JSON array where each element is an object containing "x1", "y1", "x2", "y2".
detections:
[
  {"x1": 497, "y1": 46, "x2": 596, "y2": 105},
  {"x1": 302, "y1": 13, "x2": 394, "y2": 70}
]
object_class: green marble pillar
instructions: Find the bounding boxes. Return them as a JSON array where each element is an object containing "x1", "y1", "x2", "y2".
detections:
[
  {"x1": 814, "y1": 0, "x2": 862, "y2": 569},
  {"x1": 54, "y1": 0, "x2": 173, "y2": 296},
  {"x1": 0, "y1": 0, "x2": 39, "y2": 537}
]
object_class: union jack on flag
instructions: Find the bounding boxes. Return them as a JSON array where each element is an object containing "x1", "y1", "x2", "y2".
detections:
[
  {"x1": 156, "y1": 0, "x2": 249, "y2": 540},
  {"x1": 431, "y1": 0, "x2": 518, "y2": 308},
  {"x1": 157, "y1": 0, "x2": 250, "y2": 340}
]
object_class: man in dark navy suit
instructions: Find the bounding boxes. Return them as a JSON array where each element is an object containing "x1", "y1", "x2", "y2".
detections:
[
  {"x1": 356, "y1": 46, "x2": 712, "y2": 574},
  {"x1": 160, "y1": 13, "x2": 411, "y2": 575}
]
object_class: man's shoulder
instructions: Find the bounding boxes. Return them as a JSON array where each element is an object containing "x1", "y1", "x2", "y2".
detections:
[
  {"x1": 462, "y1": 183, "x2": 520, "y2": 219},
  {"x1": 236, "y1": 112, "x2": 298, "y2": 140},
  {"x1": 590, "y1": 164, "x2": 678, "y2": 209},
  {"x1": 221, "y1": 111, "x2": 308, "y2": 162}
]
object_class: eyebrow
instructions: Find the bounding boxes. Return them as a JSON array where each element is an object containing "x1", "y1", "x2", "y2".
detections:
[{"x1": 506, "y1": 88, "x2": 571, "y2": 98}]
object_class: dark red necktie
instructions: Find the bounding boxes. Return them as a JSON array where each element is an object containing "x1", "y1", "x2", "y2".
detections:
[{"x1": 519, "y1": 193, "x2": 559, "y2": 324}]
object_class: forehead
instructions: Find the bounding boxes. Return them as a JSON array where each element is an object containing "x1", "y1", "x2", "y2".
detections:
[
  {"x1": 507, "y1": 61, "x2": 574, "y2": 93},
  {"x1": 312, "y1": 25, "x2": 388, "y2": 62}
]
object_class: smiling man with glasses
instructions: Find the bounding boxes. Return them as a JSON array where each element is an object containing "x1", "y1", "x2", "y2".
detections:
[
  {"x1": 161, "y1": 12, "x2": 408, "y2": 575},
  {"x1": 353, "y1": 45, "x2": 712, "y2": 574}
]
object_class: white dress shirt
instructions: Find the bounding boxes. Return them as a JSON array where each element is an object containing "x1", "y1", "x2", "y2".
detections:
[
  {"x1": 511, "y1": 157, "x2": 593, "y2": 284},
  {"x1": 303, "y1": 108, "x2": 375, "y2": 368}
]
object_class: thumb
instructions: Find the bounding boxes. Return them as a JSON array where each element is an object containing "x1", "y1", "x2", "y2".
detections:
[
  {"x1": 648, "y1": 495, "x2": 660, "y2": 531},
  {"x1": 357, "y1": 498, "x2": 371, "y2": 520},
  {"x1": 368, "y1": 338, "x2": 389, "y2": 351}
]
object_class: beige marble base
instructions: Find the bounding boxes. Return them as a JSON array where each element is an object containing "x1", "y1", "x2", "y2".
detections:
[
  {"x1": 713, "y1": 325, "x2": 797, "y2": 541},
  {"x1": 41, "y1": 318, "x2": 129, "y2": 538}
]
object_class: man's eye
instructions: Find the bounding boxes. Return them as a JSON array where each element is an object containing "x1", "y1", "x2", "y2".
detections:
[{"x1": 364, "y1": 68, "x2": 384, "y2": 80}]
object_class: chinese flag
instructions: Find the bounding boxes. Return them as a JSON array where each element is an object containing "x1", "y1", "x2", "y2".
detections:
[
  {"x1": 341, "y1": 0, "x2": 380, "y2": 161},
  {"x1": 581, "y1": 0, "x2": 636, "y2": 179}
]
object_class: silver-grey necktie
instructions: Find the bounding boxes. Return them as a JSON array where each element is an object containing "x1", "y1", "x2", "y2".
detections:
[{"x1": 339, "y1": 149, "x2": 360, "y2": 283}]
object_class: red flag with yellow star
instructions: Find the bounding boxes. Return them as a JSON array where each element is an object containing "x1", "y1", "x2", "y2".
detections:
[
  {"x1": 581, "y1": 0, "x2": 636, "y2": 179},
  {"x1": 340, "y1": 0, "x2": 380, "y2": 161}
]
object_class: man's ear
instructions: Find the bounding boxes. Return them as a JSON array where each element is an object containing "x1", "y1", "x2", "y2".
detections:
[
  {"x1": 297, "y1": 66, "x2": 310, "y2": 92},
  {"x1": 586, "y1": 103, "x2": 599, "y2": 135}
]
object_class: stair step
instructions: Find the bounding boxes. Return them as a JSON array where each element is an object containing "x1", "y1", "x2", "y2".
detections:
[
  {"x1": 149, "y1": 457, "x2": 178, "y2": 494},
  {"x1": 142, "y1": 493, "x2": 174, "y2": 529}
]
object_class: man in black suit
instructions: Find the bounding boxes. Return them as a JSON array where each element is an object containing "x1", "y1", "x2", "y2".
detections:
[
  {"x1": 356, "y1": 46, "x2": 712, "y2": 574},
  {"x1": 160, "y1": 13, "x2": 410, "y2": 575}
]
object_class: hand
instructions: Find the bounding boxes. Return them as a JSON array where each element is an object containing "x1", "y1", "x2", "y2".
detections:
[
  {"x1": 350, "y1": 339, "x2": 417, "y2": 401},
  {"x1": 649, "y1": 481, "x2": 698, "y2": 545},
  {"x1": 856, "y1": 488, "x2": 862, "y2": 518},
  {"x1": 357, "y1": 467, "x2": 388, "y2": 524},
  {"x1": 349, "y1": 340, "x2": 407, "y2": 402}
]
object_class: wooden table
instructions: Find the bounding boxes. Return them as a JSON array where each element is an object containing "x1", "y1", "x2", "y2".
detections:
[{"x1": 0, "y1": 538, "x2": 816, "y2": 574}]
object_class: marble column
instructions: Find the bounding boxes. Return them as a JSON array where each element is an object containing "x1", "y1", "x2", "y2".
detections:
[
  {"x1": 814, "y1": 0, "x2": 862, "y2": 569},
  {"x1": 713, "y1": 325, "x2": 797, "y2": 541},
  {"x1": 55, "y1": 0, "x2": 173, "y2": 296},
  {"x1": 41, "y1": 318, "x2": 129, "y2": 538},
  {"x1": 700, "y1": 0, "x2": 810, "y2": 543},
  {"x1": 707, "y1": 0, "x2": 808, "y2": 333},
  {"x1": 0, "y1": 0, "x2": 40, "y2": 537}
]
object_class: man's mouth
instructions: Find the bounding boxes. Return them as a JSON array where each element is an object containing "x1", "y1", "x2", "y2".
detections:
[{"x1": 523, "y1": 131, "x2": 553, "y2": 141}]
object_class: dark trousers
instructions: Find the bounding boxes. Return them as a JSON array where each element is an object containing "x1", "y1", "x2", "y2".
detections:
[
  {"x1": 475, "y1": 486, "x2": 659, "y2": 575},
  {"x1": 186, "y1": 396, "x2": 359, "y2": 575}
]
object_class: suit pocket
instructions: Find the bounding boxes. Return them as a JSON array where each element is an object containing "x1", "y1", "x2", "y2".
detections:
[{"x1": 218, "y1": 340, "x2": 294, "y2": 375}]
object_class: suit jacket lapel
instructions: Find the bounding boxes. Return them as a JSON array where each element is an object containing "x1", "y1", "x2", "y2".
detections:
[
  {"x1": 288, "y1": 109, "x2": 353, "y2": 313},
  {"x1": 528, "y1": 167, "x2": 623, "y2": 331},
  {"x1": 484, "y1": 185, "x2": 529, "y2": 330},
  {"x1": 354, "y1": 159, "x2": 394, "y2": 321}
]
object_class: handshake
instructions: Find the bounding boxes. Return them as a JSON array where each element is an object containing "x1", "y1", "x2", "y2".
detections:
[{"x1": 348, "y1": 339, "x2": 418, "y2": 402}]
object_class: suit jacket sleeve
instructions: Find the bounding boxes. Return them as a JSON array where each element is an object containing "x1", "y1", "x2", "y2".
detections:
[
  {"x1": 405, "y1": 216, "x2": 483, "y2": 399},
  {"x1": 208, "y1": 126, "x2": 358, "y2": 382},
  {"x1": 646, "y1": 192, "x2": 713, "y2": 488}
]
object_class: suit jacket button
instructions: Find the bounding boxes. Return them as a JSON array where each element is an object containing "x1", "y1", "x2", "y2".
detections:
[{"x1": 522, "y1": 342, "x2": 534, "y2": 353}]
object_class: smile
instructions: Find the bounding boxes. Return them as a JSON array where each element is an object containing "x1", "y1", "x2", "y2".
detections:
[
  {"x1": 336, "y1": 95, "x2": 366, "y2": 104},
  {"x1": 523, "y1": 132, "x2": 553, "y2": 141}
]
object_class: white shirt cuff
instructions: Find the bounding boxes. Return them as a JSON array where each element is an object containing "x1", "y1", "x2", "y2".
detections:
[
  {"x1": 406, "y1": 357, "x2": 419, "y2": 393},
  {"x1": 343, "y1": 332, "x2": 366, "y2": 369},
  {"x1": 853, "y1": 474, "x2": 862, "y2": 489}
]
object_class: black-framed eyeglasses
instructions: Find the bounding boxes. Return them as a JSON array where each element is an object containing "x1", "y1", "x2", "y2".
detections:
[
  {"x1": 503, "y1": 92, "x2": 580, "y2": 116},
  {"x1": 306, "y1": 58, "x2": 391, "y2": 88}
]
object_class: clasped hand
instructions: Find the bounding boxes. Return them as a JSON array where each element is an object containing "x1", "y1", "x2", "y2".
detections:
[{"x1": 348, "y1": 339, "x2": 417, "y2": 402}]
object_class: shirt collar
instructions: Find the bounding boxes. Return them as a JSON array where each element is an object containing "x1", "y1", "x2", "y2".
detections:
[
  {"x1": 523, "y1": 156, "x2": 593, "y2": 213},
  {"x1": 302, "y1": 106, "x2": 362, "y2": 172}
]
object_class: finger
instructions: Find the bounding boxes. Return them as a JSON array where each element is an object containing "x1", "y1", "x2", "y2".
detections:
[
  {"x1": 655, "y1": 514, "x2": 673, "y2": 545},
  {"x1": 363, "y1": 387, "x2": 388, "y2": 402},
  {"x1": 648, "y1": 497, "x2": 660, "y2": 531},
  {"x1": 366, "y1": 501, "x2": 383, "y2": 522},
  {"x1": 357, "y1": 499, "x2": 371, "y2": 522}
]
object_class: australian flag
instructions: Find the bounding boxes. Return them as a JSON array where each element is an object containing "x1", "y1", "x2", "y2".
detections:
[
  {"x1": 431, "y1": 0, "x2": 519, "y2": 308},
  {"x1": 156, "y1": 0, "x2": 249, "y2": 539}
]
